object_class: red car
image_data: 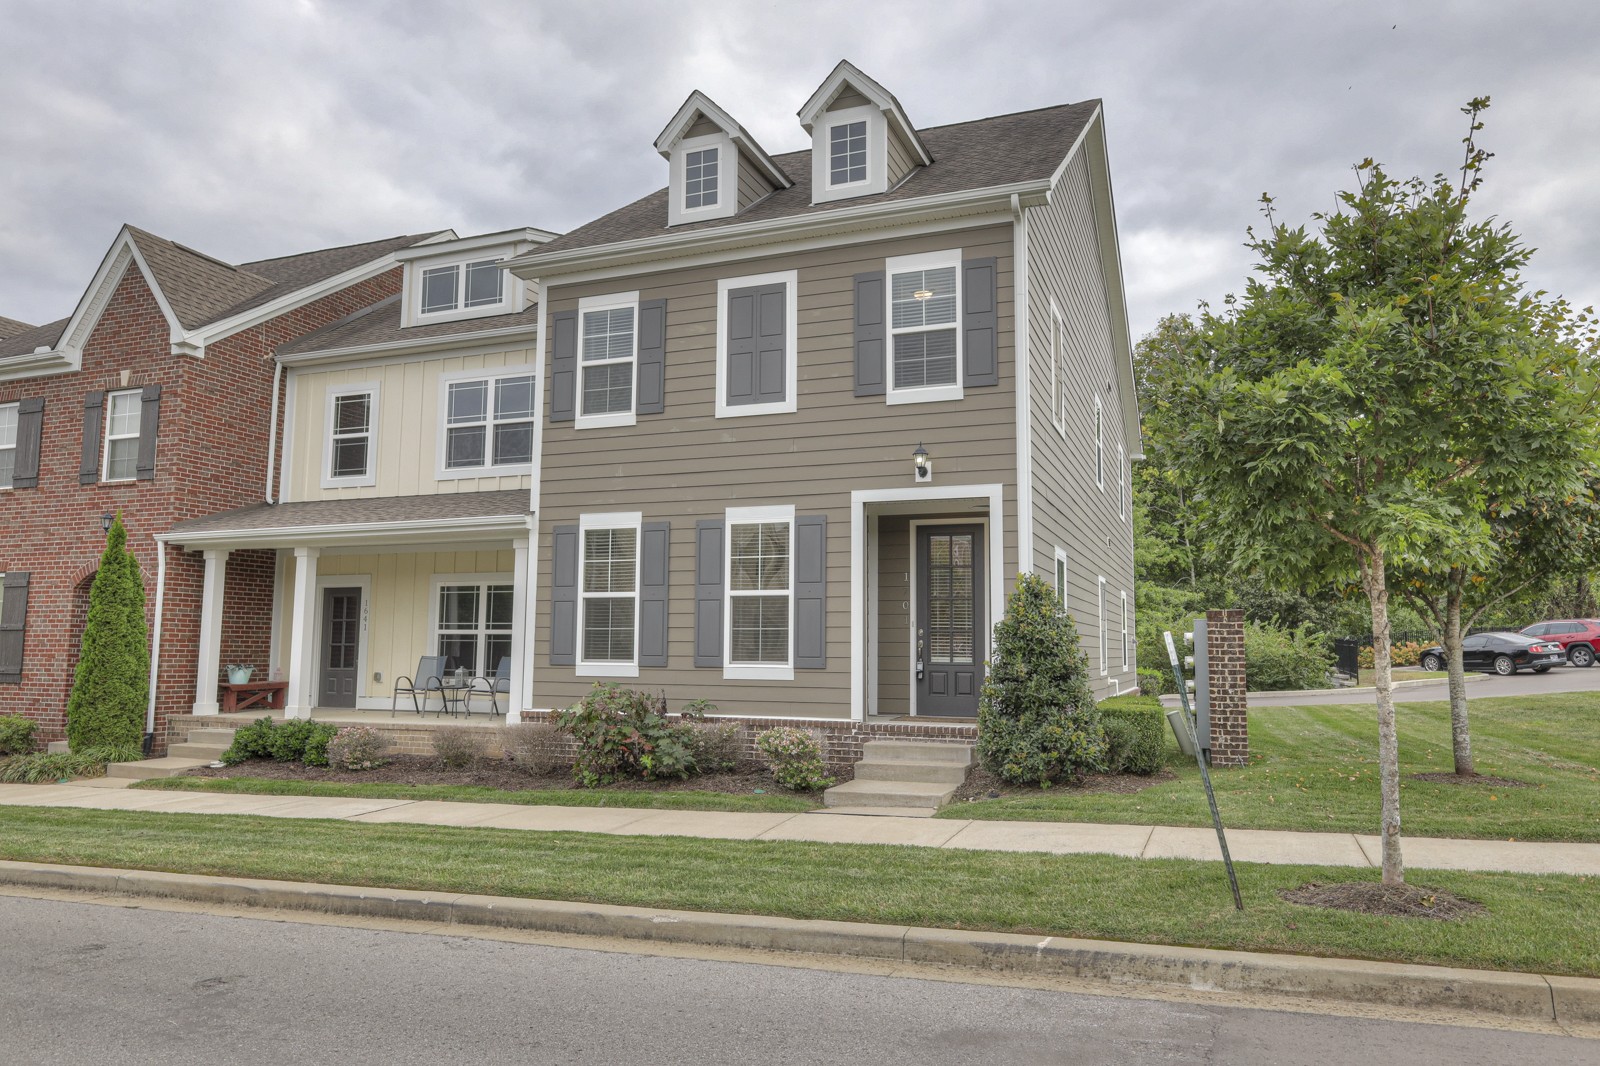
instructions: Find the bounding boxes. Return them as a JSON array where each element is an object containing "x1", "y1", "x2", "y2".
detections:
[{"x1": 1519, "y1": 619, "x2": 1600, "y2": 668}]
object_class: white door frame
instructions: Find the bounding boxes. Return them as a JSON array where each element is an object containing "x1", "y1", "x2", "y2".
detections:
[
  {"x1": 907, "y1": 517, "x2": 990, "y2": 718},
  {"x1": 312, "y1": 574, "x2": 371, "y2": 710}
]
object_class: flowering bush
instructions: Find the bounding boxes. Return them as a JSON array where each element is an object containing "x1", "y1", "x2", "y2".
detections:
[
  {"x1": 754, "y1": 727, "x2": 832, "y2": 792},
  {"x1": 555, "y1": 683, "x2": 694, "y2": 786},
  {"x1": 1357, "y1": 641, "x2": 1426, "y2": 670},
  {"x1": 325, "y1": 726, "x2": 389, "y2": 771}
]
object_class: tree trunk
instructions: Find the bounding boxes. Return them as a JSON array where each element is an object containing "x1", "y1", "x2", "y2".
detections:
[
  {"x1": 1443, "y1": 575, "x2": 1474, "y2": 776},
  {"x1": 1360, "y1": 549, "x2": 1405, "y2": 885}
]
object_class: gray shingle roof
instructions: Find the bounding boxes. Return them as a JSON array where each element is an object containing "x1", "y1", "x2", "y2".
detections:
[
  {"x1": 0, "y1": 316, "x2": 34, "y2": 341},
  {"x1": 278, "y1": 295, "x2": 541, "y2": 357},
  {"x1": 533, "y1": 101, "x2": 1100, "y2": 257},
  {"x1": 0, "y1": 318, "x2": 68, "y2": 361},
  {"x1": 168, "y1": 489, "x2": 531, "y2": 537}
]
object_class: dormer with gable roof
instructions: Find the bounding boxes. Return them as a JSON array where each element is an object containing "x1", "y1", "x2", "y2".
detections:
[
  {"x1": 655, "y1": 91, "x2": 792, "y2": 226},
  {"x1": 797, "y1": 60, "x2": 933, "y2": 205}
]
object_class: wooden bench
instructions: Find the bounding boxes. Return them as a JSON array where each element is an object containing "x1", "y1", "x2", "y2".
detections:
[{"x1": 221, "y1": 680, "x2": 288, "y2": 713}]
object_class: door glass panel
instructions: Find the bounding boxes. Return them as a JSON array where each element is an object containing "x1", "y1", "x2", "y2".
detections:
[{"x1": 926, "y1": 532, "x2": 975, "y2": 664}]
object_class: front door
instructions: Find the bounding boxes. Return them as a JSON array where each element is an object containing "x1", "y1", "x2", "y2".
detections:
[
  {"x1": 319, "y1": 587, "x2": 361, "y2": 708},
  {"x1": 916, "y1": 525, "x2": 985, "y2": 717}
]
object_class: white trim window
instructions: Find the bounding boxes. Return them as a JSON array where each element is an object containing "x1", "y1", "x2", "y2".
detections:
[
  {"x1": 440, "y1": 369, "x2": 535, "y2": 477},
  {"x1": 1050, "y1": 304, "x2": 1066, "y2": 437},
  {"x1": 669, "y1": 132, "x2": 737, "y2": 225},
  {"x1": 1117, "y1": 441, "x2": 1127, "y2": 520},
  {"x1": 685, "y1": 145, "x2": 719, "y2": 209},
  {"x1": 577, "y1": 292, "x2": 639, "y2": 429},
  {"x1": 725, "y1": 504, "x2": 795, "y2": 680},
  {"x1": 828, "y1": 119, "x2": 868, "y2": 187},
  {"x1": 324, "y1": 385, "x2": 378, "y2": 487},
  {"x1": 102, "y1": 389, "x2": 141, "y2": 482},
  {"x1": 1053, "y1": 546, "x2": 1068, "y2": 612},
  {"x1": 578, "y1": 512, "x2": 642, "y2": 678},
  {"x1": 433, "y1": 576, "x2": 514, "y2": 678},
  {"x1": 1121, "y1": 589, "x2": 1130, "y2": 670},
  {"x1": 885, "y1": 249, "x2": 963, "y2": 405},
  {"x1": 419, "y1": 259, "x2": 505, "y2": 318},
  {"x1": 1093, "y1": 395, "x2": 1105, "y2": 490},
  {"x1": 715, "y1": 269, "x2": 799, "y2": 418},
  {"x1": 0, "y1": 402, "x2": 16, "y2": 489},
  {"x1": 1097, "y1": 576, "x2": 1109, "y2": 676}
]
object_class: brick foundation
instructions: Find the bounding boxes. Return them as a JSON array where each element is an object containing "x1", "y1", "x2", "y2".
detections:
[{"x1": 1205, "y1": 608, "x2": 1248, "y2": 766}]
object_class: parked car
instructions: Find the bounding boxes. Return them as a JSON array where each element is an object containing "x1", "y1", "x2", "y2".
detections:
[
  {"x1": 1418, "y1": 632, "x2": 1567, "y2": 675},
  {"x1": 1520, "y1": 619, "x2": 1600, "y2": 668}
]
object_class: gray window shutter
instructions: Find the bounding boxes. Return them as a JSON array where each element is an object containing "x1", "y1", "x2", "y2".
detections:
[
  {"x1": 135, "y1": 384, "x2": 162, "y2": 481},
  {"x1": 549, "y1": 525, "x2": 579, "y2": 665},
  {"x1": 853, "y1": 272, "x2": 886, "y2": 396},
  {"x1": 10, "y1": 398, "x2": 43, "y2": 489},
  {"x1": 0, "y1": 571, "x2": 29, "y2": 684},
  {"x1": 637, "y1": 299, "x2": 667, "y2": 415},
  {"x1": 794, "y1": 515, "x2": 827, "y2": 669},
  {"x1": 639, "y1": 521, "x2": 671, "y2": 667},
  {"x1": 726, "y1": 283, "x2": 786, "y2": 406},
  {"x1": 694, "y1": 519, "x2": 725, "y2": 667},
  {"x1": 79, "y1": 391, "x2": 104, "y2": 484},
  {"x1": 549, "y1": 310, "x2": 578, "y2": 423},
  {"x1": 963, "y1": 257, "x2": 998, "y2": 387}
]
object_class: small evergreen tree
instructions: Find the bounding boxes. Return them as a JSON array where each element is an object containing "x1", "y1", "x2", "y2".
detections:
[
  {"x1": 66, "y1": 513, "x2": 149, "y2": 752},
  {"x1": 977, "y1": 573, "x2": 1106, "y2": 785}
]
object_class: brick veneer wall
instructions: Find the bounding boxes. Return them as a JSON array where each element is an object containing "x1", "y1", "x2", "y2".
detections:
[
  {"x1": 1205, "y1": 608, "x2": 1248, "y2": 766},
  {"x1": 0, "y1": 263, "x2": 402, "y2": 752}
]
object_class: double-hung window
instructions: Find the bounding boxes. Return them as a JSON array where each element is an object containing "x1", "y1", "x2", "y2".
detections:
[
  {"x1": 725, "y1": 505, "x2": 794, "y2": 680},
  {"x1": 1121, "y1": 590, "x2": 1130, "y2": 670},
  {"x1": 685, "y1": 146, "x2": 718, "y2": 209},
  {"x1": 441, "y1": 370, "x2": 535, "y2": 476},
  {"x1": 1050, "y1": 305, "x2": 1067, "y2": 435},
  {"x1": 885, "y1": 250, "x2": 962, "y2": 405},
  {"x1": 1117, "y1": 442, "x2": 1127, "y2": 520},
  {"x1": 1093, "y1": 396, "x2": 1105, "y2": 490},
  {"x1": 434, "y1": 578, "x2": 514, "y2": 677},
  {"x1": 579, "y1": 513, "x2": 641, "y2": 677},
  {"x1": 102, "y1": 389, "x2": 141, "y2": 482},
  {"x1": 1097, "y1": 577, "x2": 1109, "y2": 676},
  {"x1": 576, "y1": 293, "x2": 639, "y2": 429},
  {"x1": 1053, "y1": 547, "x2": 1068, "y2": 612},
  {"x1": 0, "y1": 403, "x2": 16, "y2": 489},
  {"x1": 420, "y1": 259, "x2": 504, "y2": 317},
  {"x1": 325, "y1": 386, "x2": 377, "y2": 486}
]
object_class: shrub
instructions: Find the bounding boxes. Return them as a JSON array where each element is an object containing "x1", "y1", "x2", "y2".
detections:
[
  {"x1": 1097, "y1": 694, "x2": 1168, "y2": 775},
  {"x1": 554, "y1": 684, "x2": 695, "y2": 786},
  {"x1": 432, "y1": 727, "x2": 486, "y2": 770},
  {"x1": 1245, "y1": 622, "x2": 1334, "y2": 691},
  {"x1": 0, "y1": 714, "x2": 37, "y2": 755},
  {"x1": 0, "y1": 746, "x2": 141, "y2": 784},
  {"x1": 1135, "y1": 670, "x2": 1168, "y2": 697},
  {"x1": 754, "y1": 727, "x2": 832, "y2": 792},
  {"x1": 977, "y1": 573, "x2": 1107, "y2": 786},
  {"x1": 682, "y1": 721, "x2": 744, "y2": 774},
  {"x1": 498, "y1": 722, "x2": 563, "y2": 776},
  {"x1": 325, "y1": 726, "x2": 389, "y2": 771},
  {"x1": 1357, "y1": 641, "x2": 1427, "y2": 670},
  {"x1": 220, "y1": 717, "x2": 336, "y2": 767},
  {"x1": 220, "y1": 717, "x2": 277, "y2": 765},
  {"x1": 66, "y1": 513, "x2": 149, "y2": 752}
]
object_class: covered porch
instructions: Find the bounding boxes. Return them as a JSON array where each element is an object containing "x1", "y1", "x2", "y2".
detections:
[{"x1": 162, "y1": 491, "x2": 534, "y2": 723}]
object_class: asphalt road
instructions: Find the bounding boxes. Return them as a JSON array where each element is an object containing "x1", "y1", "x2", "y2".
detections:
[
  {"x1": 1245, "y1": 663, "x2": 1600, "y2": 707},
  {"x1": 1, "y1": 895, "x2": 1593, "y2": 1065}
]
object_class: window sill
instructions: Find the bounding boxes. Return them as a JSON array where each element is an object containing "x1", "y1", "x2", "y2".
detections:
[
  {"x1": 723, "y1": 664, "x2": 795, "y2": 682},
  {"x1": 886, "y1": 384, "x2": 964, "y2": 406},
  {"x1": 574, "y1": 411, "x2": 637, "y2": 431},
  {"x1": 413, "y1": 303, "x2": 515, "y2": 327},
  {"x1": 321, "y1": 474, "x2": 377, "y2": 489},
  {"x1": 436, "y1": 464, "x2": 533, "y2": 481},
  {"x1": 715, "y1": 397, "x2": 797, "y2": 419},
  {"x1": 578, "y1": 662, "x2": 640, "y2": 679}
]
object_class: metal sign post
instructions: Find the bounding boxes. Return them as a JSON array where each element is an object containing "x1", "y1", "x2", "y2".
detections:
[{"x1": 1165, "y1": 629, "x2": 1244, "y2": 911}]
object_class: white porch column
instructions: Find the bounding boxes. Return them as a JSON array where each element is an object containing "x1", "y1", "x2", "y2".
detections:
[
  {"x1": 284, "y1": 546, "x2": 320, "y2": 720},
  {"x1": 192, "y1": 549, "x2": 229, "y2": 715},
  {"x1": 507, "y1": 536, "x2": 530, "y2": 724}
]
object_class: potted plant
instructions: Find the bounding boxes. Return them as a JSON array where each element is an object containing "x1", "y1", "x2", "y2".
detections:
[{"x1": 226, "y1": 664, "x2": 254, "y2": 685}]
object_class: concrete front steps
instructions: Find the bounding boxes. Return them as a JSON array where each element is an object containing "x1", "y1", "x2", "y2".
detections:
[
  {"x1": 821, "y1": 739, "x2": 974, "y2": 817},
  {"x1": 104, "y1": 727, "x2": 237, "y2": 782}
]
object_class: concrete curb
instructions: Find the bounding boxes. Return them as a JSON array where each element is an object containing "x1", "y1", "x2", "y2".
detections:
[{"x1": 3, "y1": 859, "x2": 1595, "y2": 1025}]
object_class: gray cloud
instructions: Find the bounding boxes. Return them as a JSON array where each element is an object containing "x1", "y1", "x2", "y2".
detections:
[{"x1": 2, "y1": 0, "x2": 1595, "y2": 341}]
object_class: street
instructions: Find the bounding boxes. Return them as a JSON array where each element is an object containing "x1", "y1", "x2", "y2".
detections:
[
  {"x1": 1244, "y1": 663, "x2": 1600, "y2": 707},
  {"x1": 0, "y1": 894, "x2": 1592, "y2": 1065}
]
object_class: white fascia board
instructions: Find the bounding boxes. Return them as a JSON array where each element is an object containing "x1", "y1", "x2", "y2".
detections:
[
  {"x1": 54, "y1": 228, "x2": 185, "y2": 364},
  {"x1": 274, "y1": 324, "x2": 542, "y2": 368},
  {"x1": 505, "y1": 181, "x2": 1050, "y2": 282},
  {"x1": 392, "y1": 228, "x2": 557, "y2": 263},
  {"x1": 170, "y1": 513, "x2": 530, "y2": 551},
  {"x1": 0, "y1": 349, "x2": 77, "y2": 382},
  {"x1": 654, "y1": 91, "x2": 792, "y2": 190},
  {"x1": 797, "y1": 61, "x2": 931, "y2": 166}
]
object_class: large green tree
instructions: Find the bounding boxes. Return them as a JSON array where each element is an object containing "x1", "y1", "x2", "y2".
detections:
[
  {"x1": 66, "y1": 513, "x2": 149, "y2": 752},
  {"x1": 1169, "y1": 100, "x2": 1595, "y2": 884}
]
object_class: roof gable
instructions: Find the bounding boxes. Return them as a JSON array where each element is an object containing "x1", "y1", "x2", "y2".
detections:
[
  {"x1": 797, "y1": 60, "x2": 932, "y2": 167},
  {"x1": 653, "y1": 90, "x2": 792, "y2": 190}
]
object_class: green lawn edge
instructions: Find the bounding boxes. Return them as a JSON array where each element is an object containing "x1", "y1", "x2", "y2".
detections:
[
  {"x1": 1, "y1": 805, "x2": 1595, "y2": 977},
  {"x1": 131, "y1": 776, "x2": 819, "y2": 813}
]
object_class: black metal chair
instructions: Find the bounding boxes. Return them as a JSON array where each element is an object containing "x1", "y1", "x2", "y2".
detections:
[
  {"x1": 468, "y1": 656, "x2": 512, "y2": 717},
  {"x1": 392, "y1": 655, "x2": 447, "y2": 716}
]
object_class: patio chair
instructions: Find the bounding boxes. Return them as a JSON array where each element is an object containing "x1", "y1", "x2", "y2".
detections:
[
  {"x1": 392, "y1": 655, "x2": 447, "y2": 717},
  {"x1": 467, "y1": 656, "x2": 512, "y2": 717}
]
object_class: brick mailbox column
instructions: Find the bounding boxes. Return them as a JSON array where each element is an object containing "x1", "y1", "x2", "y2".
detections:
[{"x1": 1205, "y1": 609, "x2": 1248, "y2": 766}]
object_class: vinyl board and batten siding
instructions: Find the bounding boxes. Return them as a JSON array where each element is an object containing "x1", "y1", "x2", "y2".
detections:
[
  {"x1": 273, "y1": 549, "x2": 516, "y2": 703},
  {"x1": 1025, "y1": 151, "x2": 1137, "y2": 694},
  {"x1": 283, "y1": 349, "x2": 536, "y2": 501},
  {"x1": 535, "y1": 225, "x2": 1018, "y2": 718}
]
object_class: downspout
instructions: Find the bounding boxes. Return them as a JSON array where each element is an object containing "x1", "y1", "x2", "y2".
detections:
[
  {"x1": 1011, "y1": 192, "x2": 1034, "y2": 580},
  {"x1": 264, "y1": 355, "x2": 283, "y2": 503},
  {"x1": 145, "y1": 537, "x2": 168, "y2": 749}
]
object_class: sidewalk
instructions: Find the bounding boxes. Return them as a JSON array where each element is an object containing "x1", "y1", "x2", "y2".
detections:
[{"x1": 4, "y1": 781, "x2": 1598, "y2": 876}]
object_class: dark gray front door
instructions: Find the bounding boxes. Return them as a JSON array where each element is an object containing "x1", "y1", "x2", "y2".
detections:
[
  {"x1": 916, "y1": 525, "x2": 984, "y2": 717},
  {"x1": 319, "y1": 587, "x2": 360, "y2": 708}
]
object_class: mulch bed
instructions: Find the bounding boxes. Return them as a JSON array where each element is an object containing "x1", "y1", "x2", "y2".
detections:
[
  {"x1": 183, "y1": 756, "x2": 850, "y2": 795},
  {"x1": 1279, "y1": 881, "x2": 1485, "y2": 921},
  {"x1": 947, "y1": 764, "x2": 1176, "y2": 804},
  {"x1": 1409, "y1": 772, "x2": 1532, "y2": 788}
]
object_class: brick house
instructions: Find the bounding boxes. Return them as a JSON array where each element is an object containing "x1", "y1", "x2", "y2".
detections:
[{"x1": 0, "y1": 225, "x2": 443, "y2": 749}]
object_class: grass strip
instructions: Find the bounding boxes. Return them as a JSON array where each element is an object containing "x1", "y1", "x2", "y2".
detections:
[
  {"x1": 131, "y1": 776, "x2": 817, "y2": 813},
  {"x1": 0, "y1": 805, "x2": 1595, "y2": 977},
  {"x1": 945, "y1": 692, "x2": 1600, "y2": 841}
]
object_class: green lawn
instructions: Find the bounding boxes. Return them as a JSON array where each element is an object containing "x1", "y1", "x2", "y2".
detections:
[
  {"x1": 945, "y1": 692, "x2": 1600, "y2": 841},
  {"x1": 132, "y1": 776, "x2": 818, "y2": 814},
  {"x1": 0, "y1": 805, "x2": 1595, "y2": 977}
]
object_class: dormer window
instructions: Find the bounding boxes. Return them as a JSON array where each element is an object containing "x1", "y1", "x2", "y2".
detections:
[
  {"x1": 420, "y1": 259, "x2": 503, "y2": 316},
  {"x1": 396, "y1": 228, "x2": 555, "y2": 328},
  {"x1": 685, "y1": 147, "x2": 719, "y2": 209},
  {"x1": 798, "y1": 61, "x2": 934, "y2": 206},
  {"x1": 655, "y1": 91, "x2": 791, "y2": 227},
  {"x1": 829, "y1": 120, "x2": 868, "y2": 186}
]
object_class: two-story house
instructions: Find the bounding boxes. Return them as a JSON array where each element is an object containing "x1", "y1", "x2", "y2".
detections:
[
  {"x1": 505, "y1": 62, "x2": 1140, "y2": 734},
  {"x1": 0, "y1": 224, "x2": 442, "y2": 748}
]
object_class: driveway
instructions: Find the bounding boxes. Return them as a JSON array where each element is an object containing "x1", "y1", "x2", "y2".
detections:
[{"x1": 1245, "y1": 664, "x2": 1600, "y2": 707}]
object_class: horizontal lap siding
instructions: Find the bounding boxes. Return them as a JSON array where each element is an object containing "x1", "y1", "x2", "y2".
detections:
[
  {"x1": 535, "y1": 225, "x2": 1017, "y2": 718},
  {"x1": 1026, "y1": 152, "x2": 1137, "y2": 696},
  {"x1": 736, "y1": 155, "x2": 773, "y2": 210}
]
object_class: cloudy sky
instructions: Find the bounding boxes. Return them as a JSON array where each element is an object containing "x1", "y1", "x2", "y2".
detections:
[{"x1": 2, "y1": 0, "x2": 1594, "y2": 341}]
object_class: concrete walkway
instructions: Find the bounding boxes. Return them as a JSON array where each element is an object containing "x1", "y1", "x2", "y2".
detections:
[{"x1": 4, "y1": 781, "x2": 1598, "y2": 876}]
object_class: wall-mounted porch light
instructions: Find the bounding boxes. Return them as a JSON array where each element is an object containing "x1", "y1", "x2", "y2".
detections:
[
  {"x1": 101, "y1": 513, "x2": 114, "y2": 533},
  {"x1": 912, "y1": 443, "x2": 932, "y2": 482}
]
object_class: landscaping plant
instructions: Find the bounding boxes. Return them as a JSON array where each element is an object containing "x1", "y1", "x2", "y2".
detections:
[
  {"x1": 1096, "y1": 695, "x2": 1169, "y2": 775},
  {"x1": 497, "y1": 722, "x2": 563, "y2": 776},
  {"x1": 432, "y1": 727, "x2": 485, "y2": 770},
  {"x1": 0, "y1": 746, "x2": 141, "y2": 783},
  {"x1": 66, "y1": 512, "x2": 149, "y2": 752},
  {"x1": 754, "y1": 727, "x2": 832, "y2": 792},
  {"x1": 977, "y1": 572, "x2": 1106, "y2": 786},
  {"x1": 325, "y1": 726, "x2": 390, "y2": 771},
  {"x1": 220, "y1": 717, "x2": 337, "y2": 768},
  {"x1": 555, "y1": 683, "x2": 694, "y2": 786},
  {"x1": 1243, "y1": 622, "x2": 1335, "y2": 691},
  {"x1": 0, "y1": 714, "x2": 37, "y2": 756}
]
